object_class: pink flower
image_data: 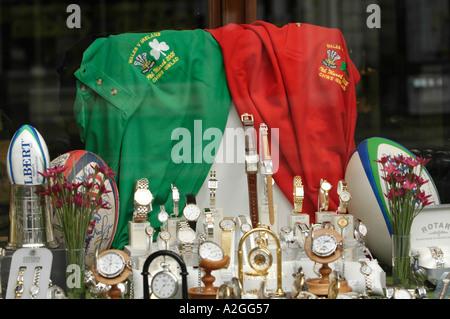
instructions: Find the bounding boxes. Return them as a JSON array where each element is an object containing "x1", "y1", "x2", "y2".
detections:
[
  {"x1": 374, "y1": 156, "x2": 390, "y2": 165},
  {"x1": 381, "y1": 161, "x2": 401, "y2": 175},
  {"x1": 90, "y1": 164, "x2": 117, "y2": 177},
  {"x1": 402, "y1": 179, "x2": 417, "y2": 191},
  {"x1": 416, "y1": 155, "x2": 431, "y2": 166},
  {"x1": 404, "y1": 157, "x2": 419, "y2": 168}
]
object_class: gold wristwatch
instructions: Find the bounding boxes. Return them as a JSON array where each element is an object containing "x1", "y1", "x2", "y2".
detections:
[
  {"x1": 133, "y1": 178, "x2": 153, "y2": 222},
  {"x1": 337, "y1": 180, "x2": 351, "y2": 213},
  {"x1": 14, "y1": 266, "x2": 26, "y2": 299},
  {"x1": 359, "y1": 260, "x2": 373, "y2": 296},
  {"x1": 319, "y1": 179, "x2": 332, "y2": 211},
  {"x1": 208, "y1": 171, "x2": 218, "y2": 208},
  {"x1": 219, "y1": 217, "x2": 236, "y2": 260},
  {"x1": 293, "y1": 176, "x2": 304, "y2": 213}
]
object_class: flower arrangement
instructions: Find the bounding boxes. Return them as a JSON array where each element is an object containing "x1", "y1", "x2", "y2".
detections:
[
  {"x1": 38, "y1": 164, "x2": 116, "y2": 251},
  {"x1": 375, "y1": 154, "x2": 434, "y2": 236}
]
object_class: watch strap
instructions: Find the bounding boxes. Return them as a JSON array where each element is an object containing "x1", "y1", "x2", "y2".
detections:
[
  {"x1": 186, "y1": 193, "x2": 196, "y2": 205},
  {"x1": 14, "y1": 266, "x2": 26, "y2": 299},
  {"x1": 293, "y1": 176, "x2": 304, "y2": 213},
  {"x1": 247, "y1": 173, "x2": 259, "y2": 228}
]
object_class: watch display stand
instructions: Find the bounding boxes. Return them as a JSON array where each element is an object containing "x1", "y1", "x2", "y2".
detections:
[
  {"x1": 238, "y1": 226, "x2": 285, "y2": 297},
  {"x1": 188, "y1": 255, "x2": 230, "y2": 299},
  {"x1": 6, "y1": 247, "x2": 52, "y2": 299},
  {"x1": 288, "y1": 212, "x2": 309, "y2": 229},
  {"x1": 304, "y1": 229, "x2": 352, "y2": 296},
  {"x1": 315, "y1": 210, "x2": 335, "y2": 224},
  {"x1": 142, "y1": 250, "x2": 189, "y2": 299},
  {"x1": 236, "y1": 215, "x2": 255, "y2": 265},
  {"x1": 211, "y1": 207, "x2": 223, "y2": 245},
  {"x1": 128, "y1": 221, "x2": 150, "y2": 250}
]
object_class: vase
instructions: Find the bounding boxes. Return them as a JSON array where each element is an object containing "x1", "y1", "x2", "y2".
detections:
[
  {"x1": 391, "y1": 234, "x2": 412, "y2": 287},
  {"x1": 65, "y1": 247, "x2": 87, "y2": 299}
]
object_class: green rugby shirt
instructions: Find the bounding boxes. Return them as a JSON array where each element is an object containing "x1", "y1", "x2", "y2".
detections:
[{"x1": 74, "y1": 29, "x2": 231, "y2": 249}]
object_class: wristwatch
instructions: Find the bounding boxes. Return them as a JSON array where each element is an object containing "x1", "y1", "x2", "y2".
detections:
[
  {"x1": 171, "y1": 183, "x2": 180, "y2": 217},
  {"x1": 280, "y1": 226, "x2": 295, "y2": 244},
  {"x1": 203, "y1": 208, "x2": 215, "y2": 239},
  {"x1": 159, "y1": 230, "x2": 171, "y2": 250},
  {"x1": 238, "y1": 215, "x2": 252, "y2": 234},
  {"x1": 145, "y1": 225, "x2": 155, "y2": 252},
  {"x1": 151, "y1": 262, "x2": 178, "y2": 299},
  {"x1": 259, "y1": 123, "x2": 274, "y2": 225},
  {"x1": 14, "y1": 266, "x2": 26, "y2": 299},
  {"x1": 293, "y1": 176, "x2": 304, "y2": 213},
  {"x1": 133, "y1": 178, "x2": 153, "y2": 222},
  {"x1": 359, "y1": 260, "x2": 373, "y2": 296},
  {"x1": 158, "y1": 205, "x2": 169, "y2": 230},
  {"x1": 429, "y1": 246, "x2": 445, "y2": 268},
  {"x1": 319, "y1": 179, "x2": 332, "y2": 211},
  {"x1": 241, "y1": 113, "x2": 260, "y2": 228},
  {"x1": 29, "y1": 266, "x2": 42, "y2": 299},
  {"x1": 219, "y1": 217, "x2": 237, "y2": 260},
  {"x1": 337, "y1": 180, "x2": 351, "y2": 213},
  {"x1": 208, "y1": 171, "x2": 218, "y2": 208},
  {"x1": 183, "y1": 193, "x2": 201, "y2": 231},
  {"x1": 177, "y1": 221, "x2": 196, "y2": 256}
]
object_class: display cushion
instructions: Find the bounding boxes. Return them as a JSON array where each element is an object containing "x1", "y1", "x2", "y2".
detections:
[
  {"x1": 7, "y1": 124, "x2": 50, "y2": 185},
  {"x1": 345, "y1": 137, "x2": 440, "y2": 264},
  {"x1": 50, "y1": 150, "x2": 119, "y2": 267}
]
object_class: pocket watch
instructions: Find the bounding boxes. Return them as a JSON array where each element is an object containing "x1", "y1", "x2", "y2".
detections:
[
  {"x1": 151, "y1": 262, "x2": 178, "y2": 299},
  {"x1": 96, "y1": 250, "x2": 131, "y2": 279},
  {"x1": 198, "y1": 241, "x2": 224, "y2": 262},
  {"x1": 248, "y1": 236, "x2": 273, "y2": 275},
  {"x1": 311, "y1": 231, "x2": 339, "y2": 257}
]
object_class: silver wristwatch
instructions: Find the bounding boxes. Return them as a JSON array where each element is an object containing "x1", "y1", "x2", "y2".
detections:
[
  {"x1": 133, "y1": 178, "x2": 153, "y2": 222},
  {"x1": 203, "y1": 208, "x2": 215, "y2": 239}
]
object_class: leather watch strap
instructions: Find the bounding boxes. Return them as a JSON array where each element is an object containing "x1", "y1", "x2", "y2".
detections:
[{"x1": 247, "y1": 173, "x2": 259, "y2": 228}]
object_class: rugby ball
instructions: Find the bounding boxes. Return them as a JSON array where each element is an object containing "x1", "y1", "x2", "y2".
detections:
[
  {"x1": 345, "y1": 137, "x2": 440, "y2": 265},
  {"x1": 50, "y1": 150, "x2": 119, "y2": 267},
  {"x1": 6, "y1": 124, "x2": 50, "y2": 185}
]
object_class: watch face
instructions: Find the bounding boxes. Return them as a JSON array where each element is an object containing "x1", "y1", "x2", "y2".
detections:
[
  {"x1": 360, "y1": 263, "x2": 372, "y2": 275},
  {"x1": 321, "y1": 180, "x2": 332, "y2": 191},
  {"x1": 97, "y1": 251, "x2": 126, "y2": 278},
  {"x1": 183, "y1": 204, "x2": 201, "y2": 221},
  {"x1": 295, "y1": 187, "x2": 304, "y2": 197},
  {"x1": 249, "y1": 248, "x2": 272, "y2": 272},
  {"x1": 240, "y1": 222, "x2": 252, "y2": 233},
  {"x1": 220, "y1": 218, "x2": 236, "y2": 231},
  {"x1": 312, "y1": 233, "x2": 338, "y2": 257},
  {"x1": 340, "y1": 191, "x2": 351, "y2": 202},
  {"x1": 145, "y1": 226, "x2": 154, "y2": 236},
  {"x1": 135, "y1": 189, "x2": 152, "y2": 205},
  {"x1": 208, "y1": 180, "x2": 218, "y2": 189},
  {"x1": 358, "y1": 223, "x2": 368, "y2": 236},
  {"x1": 198, "y1": 241, "x2": 224, "y2": 261},
  {"x1": 158, "y1": 211, "x2": 169, "y2": 223},
  {"x1": 177, "y1": 228, "x2": 196, "y2": 243},
  {"x1": 151, "y1": 270, "x2": 178, "y2": 299},
  {"x1": 159, "y1": 231, "x2": 171, "y2": 241}
]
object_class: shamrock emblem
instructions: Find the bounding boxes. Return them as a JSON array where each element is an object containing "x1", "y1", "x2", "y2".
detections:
[{"x1": 149, "y1": 39, "x2": 170, "y2": 60}]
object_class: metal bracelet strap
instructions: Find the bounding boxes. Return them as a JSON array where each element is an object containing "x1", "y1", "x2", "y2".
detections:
[
  {"x1": 293, "y1": 176, "x2": 304, "y2": 213},
  {"x1": 137, "y1": 178, "x2": 149, "y2": 189},
  {"x1": 14, "y1": 266, "x2": 26, "y2": 299},
  {"x1": 30, "y1": 266, "x2": 42, "y2": 299}
]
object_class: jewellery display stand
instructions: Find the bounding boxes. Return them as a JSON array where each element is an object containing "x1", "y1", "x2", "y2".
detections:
[
  {"x1": 315, "y1": 210, "x2": 335, "y2": 224},
  {"x1": 238, "y1": 226, "x2": 285, "y2": 297},
  {"x1": 125, "y1": 221, "x2": 151, "y2": 267},
  {"x1": 142, "y1": 250, "x2": 189, "y2": 299},
  {"x1": 188, "y1": 255, "x2": 230, "y2": 299},
  {"x1": 210, "y1": 207, "x2": 224, "y2": 245},
  {"x1": 304, "y1": 229, "x2": 352, "y2": 296},
  {"x1": 6, "y1": 247, "x2": 52, "y2": 299},
  {"x1": 288, "y1": 211, "x2": 309, "y2": 229}
]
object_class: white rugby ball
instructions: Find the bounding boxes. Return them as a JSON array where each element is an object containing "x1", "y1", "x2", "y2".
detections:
[
  {"x1": 345, "y1": 137, "x2": 440, "y2": 265},
  {"x1": 6, "y1": 124, "x2": 50, "y2": 185}
]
